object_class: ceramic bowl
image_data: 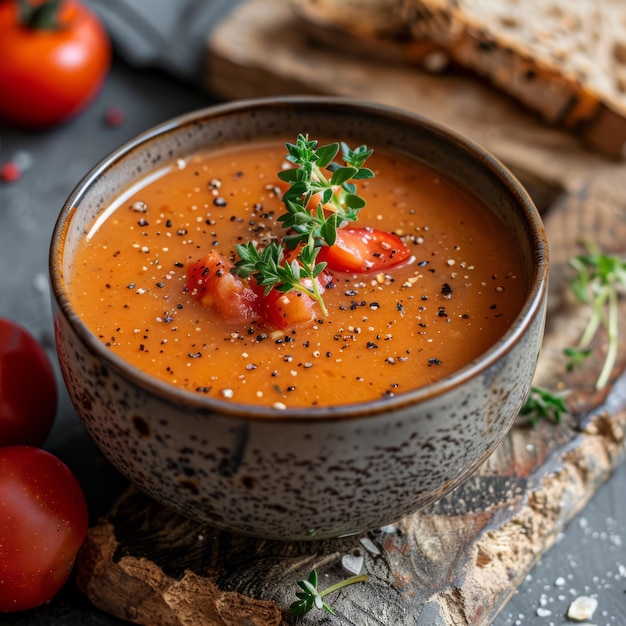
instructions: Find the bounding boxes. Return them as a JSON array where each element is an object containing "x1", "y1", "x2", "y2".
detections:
[{"x1": 50, "y1": 97, "x2": 548, "y2": 540}]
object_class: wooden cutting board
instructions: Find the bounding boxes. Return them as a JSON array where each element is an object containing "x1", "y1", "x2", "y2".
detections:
[{"x1": 74, "y1": 1, "x2": 626, "y2": 624}]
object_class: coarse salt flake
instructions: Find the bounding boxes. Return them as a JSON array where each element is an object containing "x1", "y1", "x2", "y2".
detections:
[
  {"x1": 567, "y1": 596, "x2": 598, "y2": 621},
  {"x1": 359, "y1": 537, "x2": 381, "y2": 555},
  {"x1": 341, "y1": 554, "x2": 364, "y2": 575}
]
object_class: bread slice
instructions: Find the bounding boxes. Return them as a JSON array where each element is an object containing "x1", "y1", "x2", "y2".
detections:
[
  {"x1": 402, "y1": 0, "x2": 626, "y2": 158},
  {"x1": 291, "y1": 0, "x2": 626, "y2": 159}
]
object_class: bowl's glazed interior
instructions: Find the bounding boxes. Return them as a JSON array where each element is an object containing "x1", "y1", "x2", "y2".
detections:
[{"x1": 50, "y1": 97, "x2": 548, "y2": 539}]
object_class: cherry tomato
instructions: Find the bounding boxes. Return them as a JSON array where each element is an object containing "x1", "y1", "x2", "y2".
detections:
[
  {"x1": 319, "y1": 226, "x2": 412, "y2": 273},
  {"x1": 187, "y1": 251, "x2": 258, "y2": 323},
  {"x1": 0, "y1": 0, "x2": 111, "y2": 127},
  {"x1": 0, "y1": 446, "x2": 88, "y2": 612},
  {"x1": 0, "y1": 317, "x2": 57, "y2": 447}
]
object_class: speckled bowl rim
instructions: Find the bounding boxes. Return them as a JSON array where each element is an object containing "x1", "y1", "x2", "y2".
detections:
[{"x1": 50, "y1": 95, "x2": 549, "y2": 423}]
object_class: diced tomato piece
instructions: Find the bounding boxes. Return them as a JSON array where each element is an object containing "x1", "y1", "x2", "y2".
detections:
[
  {"x1": 256, "y1": 289, "x2": 317, "y2": 330},
  {"x1": 318, "y1": 227, "x2": 411, "y2": 273},
  {"x1": 187, "y1": 251, "x2": 258, "y2": 323},
  {"x1": 188, "y1": 249, "x2": 334, "y2": 330},
  {"x1": 252, "y1": 272, "x2": 332, "y2": 330}
]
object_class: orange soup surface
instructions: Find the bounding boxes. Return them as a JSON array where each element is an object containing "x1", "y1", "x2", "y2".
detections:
[{"x1": 69, "y1": 140, "x2": 528, "y2": 408}]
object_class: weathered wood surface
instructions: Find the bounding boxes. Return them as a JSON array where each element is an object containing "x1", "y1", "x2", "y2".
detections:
[{"x1": 74, "y1": 1, "x2": 626, "y2": 624}]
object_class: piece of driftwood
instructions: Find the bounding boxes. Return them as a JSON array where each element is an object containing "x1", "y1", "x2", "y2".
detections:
[{"x1": 74, "y1": 1, "x2": 626, "y2": 624}]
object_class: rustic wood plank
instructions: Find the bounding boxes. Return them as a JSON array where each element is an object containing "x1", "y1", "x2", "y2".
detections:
[{"x1": 74, "y1": 1, "x2": 626, "y2": 624}]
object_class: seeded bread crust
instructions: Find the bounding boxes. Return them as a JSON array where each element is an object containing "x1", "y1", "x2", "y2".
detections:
[{"x1": 291, "y1": 0, "x2": 626, "y2": 158}]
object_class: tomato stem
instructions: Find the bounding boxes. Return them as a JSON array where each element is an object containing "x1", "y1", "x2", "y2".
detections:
[{"x1": 17, "y1": 0, "x2": 63, "y2": 30}]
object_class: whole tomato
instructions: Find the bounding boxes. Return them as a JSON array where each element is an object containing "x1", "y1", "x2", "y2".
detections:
[
  {"x1": 0, "y1": 317, "x2": 57, "y2": 447},
  {"x1": 0, "y1": 0, "x2": 111, "y2": 127},
  {"x1": 0, "y1": 446, "x2": 89, "y2": 612}
]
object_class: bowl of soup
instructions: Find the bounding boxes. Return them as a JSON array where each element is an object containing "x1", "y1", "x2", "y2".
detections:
[{"x1": 50, "y1": 96, "x2": 548, "y2": 540}]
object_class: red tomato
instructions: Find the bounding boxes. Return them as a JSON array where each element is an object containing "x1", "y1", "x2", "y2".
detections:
[
  {"x1": 0, "y1": 0, "x2": 111, "y2": 127},
  {"x1": 0, "y1": 317, "x2": 57, "y2": 447},
  {"x1": 319, "y1": 226, "x2": 412, "y2": 273},
  {"x1": 187, "y1": 251, "x2": 258, "y2": 323},
  {"x1": 0, "y1": 446, "x2": 88, "y2": 612}
]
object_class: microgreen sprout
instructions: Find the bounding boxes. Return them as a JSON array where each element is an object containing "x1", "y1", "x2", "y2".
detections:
[
  {"x1": 289, "y1": 569, "x2": 369, "y2": 616},
  {"x1": 567, "y1": 243, "x2": 626, "y2": 390},
  {"x1": 233, "y1": 134, "x2": 374, "y2": 316},
  {"x1": 521, "y1": 244, "x2": 626, "y2": 426},
  {"x1": 519, "y1": 386, "x2": 568, "y2": 426}
]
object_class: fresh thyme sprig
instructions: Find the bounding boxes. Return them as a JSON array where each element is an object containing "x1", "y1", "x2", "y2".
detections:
[
  {"x1": 277, "y1": 134, "x2": 374, "y2": 249},
  {"x1": 567, "y1": 243, "x2": 626, "y2": 390},
  {"x1": 233, "y1": 134, "x2": 374, "y2": 316},
  {"x1": 519, "y1": 386, "x2": 568, "y2": 426},
  {"x1": 289, "y1": 569, "x2": 369, "y2": 616},
  {"x1": 235, "y1": 240, "x2": 329, "y2": 314}
]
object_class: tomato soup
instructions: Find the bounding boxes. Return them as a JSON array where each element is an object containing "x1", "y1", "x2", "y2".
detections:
[{"x1": 69, "y1": 140, "x2": 528, "y2": 408}]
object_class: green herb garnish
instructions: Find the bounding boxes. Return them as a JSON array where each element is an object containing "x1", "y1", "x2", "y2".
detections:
[
  {"x1": 233, "y1": 134, "x2": 374, "y2": 316},
  {"x1": 520, "y1": 386, "x2": 568, "y2": 426},
  {"x1": 567, "y1": 243, "x2": 626, "y2": 390},
  {"x1": 521, "y1": 244, "x2": 626, "y2": 426},
  {"x1": 289, "y1": 569, "x2": 369, "y2": 616}
]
